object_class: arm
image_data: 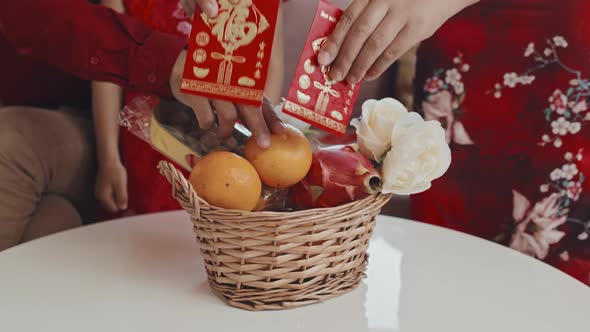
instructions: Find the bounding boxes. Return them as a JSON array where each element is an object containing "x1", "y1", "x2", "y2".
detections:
[
  {"x1": 92, "y1": 0, "x2": 127, "y2": 212},
  {"x1": 93, "y1": 0, "x2": 125, "y2": 165},
  {"x1": 92, "y1": 81, "x2": 123, "y2": 165},
  {"x1": 264, "y1": 5, "x2": 285, "y2": 105},
  {"x1": 0, "y1": 0, "x2": 185, "y2": 98}
]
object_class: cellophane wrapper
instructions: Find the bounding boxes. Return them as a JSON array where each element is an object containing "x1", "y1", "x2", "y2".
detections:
[{"x1": 118, "y1": 95, "x2": 289, "y2": 211}]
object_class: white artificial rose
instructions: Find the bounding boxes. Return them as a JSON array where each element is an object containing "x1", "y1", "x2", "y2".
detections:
[
  {"x1": 351, "y1": 98, "x2": 408, "y2": 161},
  {"x1": 382, "y1": 112, "x2": 452, "y2": 195}
]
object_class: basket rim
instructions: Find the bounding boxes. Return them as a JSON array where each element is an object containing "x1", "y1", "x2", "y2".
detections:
[
  {"x1": 200, "y1": 192, "x2": 390, "y2": 216},
  {"x1": 158, "y1": 160, "x2": 392, "y2": 216}
]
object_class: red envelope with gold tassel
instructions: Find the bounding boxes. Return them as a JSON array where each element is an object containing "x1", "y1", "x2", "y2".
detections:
[
  {"x1": 181, "y1": 0, "x2": 281, "y2": 107},
  {"x1": 282, "y1": 0, "x2": 362, "y2": 137}
]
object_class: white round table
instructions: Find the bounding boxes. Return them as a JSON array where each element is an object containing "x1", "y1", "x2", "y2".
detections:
[{"x1": 0, "y1": 211, "x2": 586, "y2": 332}]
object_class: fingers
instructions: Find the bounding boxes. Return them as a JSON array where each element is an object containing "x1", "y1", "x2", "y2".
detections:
[
  {"x1": 211, "y1": 100, "x2": 238, "y2": 138},
  {"x1": 96, "y1": 185, "x2": 118, "y2": 213},
  {"x1": 113, "y1": 173, "x2": 128, "y2": 211},
  {"x1": 180, "y1": 0, "x2": 195, "y2": 18},
  {"x1": 317, "y1": 0, "x2": 369, "y2": 68},
  {"x1": 328, "y1": 1, "x2": 389, "y2": 83},
  {"x1": 238, "y1": 104, "x2": 271, "y2": 148},
  {"x1": 365, "y1": 25, "x2": 416, "y2": 81},
  {"x1": 262, "y1": 99, "x2": 285, "y2": 134},
  {"x1": 347, "y1": 12, "x2": 404, "y2": 83},
  {"x1": 185, "y1": 96, "x2": 215, "y2": 130},
  {"x1": 194, "y1": 0, "x2": 218, "y2": 17}
]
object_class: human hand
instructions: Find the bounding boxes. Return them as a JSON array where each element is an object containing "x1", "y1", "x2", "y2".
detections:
[
  {"x1": 169, "y1": 51, "x2": 285, "y2": 148},
  {"x1": 95, "y1": 160, "x2": 128, "y2": 213},
  {"x1": 318, "y1": 0, "x2": 479, "y2": 84},
  {"x1": 180, "y1": 0, "x2": 218, "y2": 18}
]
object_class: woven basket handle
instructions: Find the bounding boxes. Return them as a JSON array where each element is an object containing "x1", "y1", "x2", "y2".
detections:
[{"x1": 158, "y1": 161, "x2": 201, "y2": 218}]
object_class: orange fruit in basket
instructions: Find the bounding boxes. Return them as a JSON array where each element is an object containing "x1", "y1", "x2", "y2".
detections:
[
  {"x1": 244, "y1": 125, "x2": 313, "y2": 189},
  {"x1": 189, "y1": 151, "x2": 262, "y2": 211}
]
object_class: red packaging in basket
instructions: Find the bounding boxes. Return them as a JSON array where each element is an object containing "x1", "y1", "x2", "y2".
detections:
[
  {"x1": 181, "y1": 0, "x2": 281, "y2": 107},
  {"x1": 282, "y1": 0, "x2": 362, "y2": 137}
]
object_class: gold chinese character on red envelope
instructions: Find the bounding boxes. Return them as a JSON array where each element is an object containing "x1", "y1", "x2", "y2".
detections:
[
  {"x1": 181, "y1": 0, "x2": 280, "y2": 107},
  {"x1": 282, "y1": 0, "x2": 362, "y2": 137}
]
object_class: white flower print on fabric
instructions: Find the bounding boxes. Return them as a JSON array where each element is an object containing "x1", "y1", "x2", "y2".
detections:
[
  {"x1": 453, "y1": 81, "x2": 465, "y2": 94},
  {"x1": 490, "y1": 72, "x2": 536, "y2": 97},
  {"x1": 509, "y1": 191, "x2": 567, "y2": 260},
  {"x1": 554, "y1": 138, "x2": 563, "y2": 148},
  {"x1": 445, "y1": 68, "x2": 462, "y2": 86},
  {"x1": 561, "y1": 163, "x2": 578, "y2": 180},
  {"x1": 553, "y1": 36, "x2": 568, "y2": 48},
  {"x1": 551, "y1": 117, "x2": 569, "y2": 136},
  {"x1": 544, "y1": 48, "x2": 553, "y2": 56},
  {"x1": 550, "y1": 168, "x2": 563, "y2": 181},
  {"x1": 568, "y1": 122, "x2": 581, "y2": 134},
  {"x1": 503, "y1": 72, "x2": 519, "y2": 88},
  {"x1": 572, "y1": 100, "x2": 587, "y2": 113},
  {"x1": 538, "y1": 150, "x2": 585, "y2": 213},
  {"x1": 524, "y1": 43, "x2": 535, "y2": 57},
  {"x1": 421, "y1": 53, "x2": 474, "y2": 145},
  {"x1": 500, "y1": 150, "x2": 587, "y2": 260},
  {"x1": 519, "y1": 75, "x2": 535, "y2": 85},
  {"x1": 489, "y1": 36, "x2": 589, "y2": 262}
]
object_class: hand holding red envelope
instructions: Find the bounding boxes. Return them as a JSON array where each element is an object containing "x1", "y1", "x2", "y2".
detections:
[
  {"x1": 282, "y1": 0, "x2": 362, "y2": 137},
  {"x1": 181, "y1": 0, "x2": 361, "y2": 136},
  {"x1": 181, "y1": 0, "x2": 281, "y2": 107}
]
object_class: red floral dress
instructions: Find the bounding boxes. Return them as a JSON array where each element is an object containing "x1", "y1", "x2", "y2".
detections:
[
  {"x1": 412, "y1": 0, "x2": 590, "y2": 285},
  {"x1": 105, "y1": 0, "x2": 192, "y2": 219}
]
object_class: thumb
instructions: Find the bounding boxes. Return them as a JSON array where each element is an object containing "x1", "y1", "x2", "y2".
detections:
[{"x1": 196, "y1": 0, "x2": 219, "y2": 17}]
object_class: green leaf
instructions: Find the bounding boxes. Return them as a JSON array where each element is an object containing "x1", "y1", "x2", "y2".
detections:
[
  {"x1": 567, "y1": 87, "x2": 574, "y2": 96},
  {"x1": 309, "y1": 185, "x2": 324, "y2": 202},
  {"x1": 544, "y1": 108, "x2": 552, "y2": 122},
  {"x1": 493, "y1": 233, "x2": 508, "y2": 243}
]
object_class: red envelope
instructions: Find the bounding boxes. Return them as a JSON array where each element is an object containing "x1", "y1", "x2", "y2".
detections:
[
  {"x1": 282, "y1": 0, "x2": 362, "y2": 137},
  {"x1": 181, "y1": 0, "x2": 281, "y2": 107}
]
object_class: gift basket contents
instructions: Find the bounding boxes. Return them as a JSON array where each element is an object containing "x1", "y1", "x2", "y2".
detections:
[{"x1": 119, "y1": 0, "x2": 452, "y2": 311}]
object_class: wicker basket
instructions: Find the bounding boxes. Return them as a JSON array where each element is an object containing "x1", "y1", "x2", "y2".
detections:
[{"x1": 158, "y1": 161, "x2": 391, "y2": 311}]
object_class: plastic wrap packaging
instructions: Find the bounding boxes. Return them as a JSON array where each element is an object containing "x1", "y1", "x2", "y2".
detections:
[
  {"x1": 118, "y1": 96, "x2": 251, "y2": 171},
  {"x1": 118, "y1": 95, "x2": 289, "y2": 211}
]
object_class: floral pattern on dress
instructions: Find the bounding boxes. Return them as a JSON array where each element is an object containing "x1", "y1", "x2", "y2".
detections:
[
  {"x1": 488, "y1": 36, "x2": 589, "y2": 261},
  {"x1": 173, "y1": 2, "x2": 192, "y2": 37},
  {"x1": 417, "y1": 36, "x2": 589, "y2": 268},
  {"x1": 420, "y1": 54, "x2": 474, "y2": 145}
]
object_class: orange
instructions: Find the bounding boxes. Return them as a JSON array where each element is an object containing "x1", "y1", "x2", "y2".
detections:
[
  {"x1": 189, "y1": 151, "x2": 261, "y2": 211},
  {"x1": 244, "y1": 125, "x2": 313, "y2": 189}
]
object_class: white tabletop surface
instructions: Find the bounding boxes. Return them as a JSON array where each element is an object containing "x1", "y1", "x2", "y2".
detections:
[{"x1": 0, "y1": 211, "x2": 587, "y2": 332}]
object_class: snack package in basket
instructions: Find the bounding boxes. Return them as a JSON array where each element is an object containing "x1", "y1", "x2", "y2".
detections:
[
  {"x1": 282, "y1": 0, "x2": 362, "y2": 137},
  {"x1": 118, "y1": 96, "x2": 250, "y2": 171},
  {"x1": 118, "y1": 96, "x2": 289, "y2": 211},
  {"x1": 181, "y1": 0, "x2": 281, "y2": 107}
]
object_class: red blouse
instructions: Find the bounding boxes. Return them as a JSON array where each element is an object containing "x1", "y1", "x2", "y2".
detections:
[{"x1": 0, "y1": 0, "x2": 186, "y2": 108}]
